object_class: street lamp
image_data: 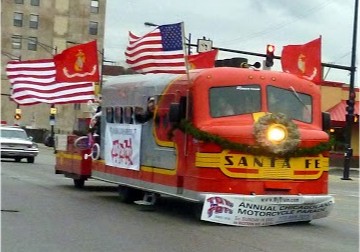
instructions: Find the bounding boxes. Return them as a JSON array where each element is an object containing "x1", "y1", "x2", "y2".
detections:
[
  {"x1": 23, "y1": 37, "x2": 58, "y2": 55},
  {"x1": 1, "y1": 51, "x2": 21, "y2": 101},
  {"x1": 1, "y1": 51, "x2": 21, "y2": 61}
]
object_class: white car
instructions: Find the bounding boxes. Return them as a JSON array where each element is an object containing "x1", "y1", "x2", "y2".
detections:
[{"x1": 0, "y1": 126, "x2": 39, "y2": 163}]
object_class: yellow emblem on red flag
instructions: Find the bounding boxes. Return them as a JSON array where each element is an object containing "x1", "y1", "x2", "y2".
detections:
[
  {"x1": 54, "y1": 40, "x2": 100, "y2": 83},
  {"x1": 281, "y1": 37, "x2": 322, "y2": 84}
]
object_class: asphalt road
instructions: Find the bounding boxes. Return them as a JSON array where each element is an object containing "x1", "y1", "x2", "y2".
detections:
[{"x1": 1, "y1": 145, "x2": 359, "y2": 252}]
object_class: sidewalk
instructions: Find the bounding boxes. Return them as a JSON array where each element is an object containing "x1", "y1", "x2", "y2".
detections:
[{"x1": 329, "y1": 166, "x2": 359, "y2": 177}]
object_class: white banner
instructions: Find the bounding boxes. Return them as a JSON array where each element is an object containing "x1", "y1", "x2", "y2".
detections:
[
  {"x1": 55, "y1": 134, "x2": 68, "y2": 151},
  {"x1": 105, "y1": 123, "x2": 142, "y2": 170},
  {"x1": 201, "y1": 194, "x2": 334, "y2": 226}
]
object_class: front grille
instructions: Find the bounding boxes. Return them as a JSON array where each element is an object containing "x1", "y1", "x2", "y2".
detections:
[{"x1": 1, "y1": 143, "x2": 29, "y2": 150}]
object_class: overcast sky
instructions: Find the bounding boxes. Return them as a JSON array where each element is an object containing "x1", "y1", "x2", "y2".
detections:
[{"x1": 104, "y1": 0, "x2": 359, "y2": 85}]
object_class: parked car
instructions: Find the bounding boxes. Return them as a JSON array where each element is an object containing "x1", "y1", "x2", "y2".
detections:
[{"x1": 0, "y1": 126, "x2": 39, "y2": 163}]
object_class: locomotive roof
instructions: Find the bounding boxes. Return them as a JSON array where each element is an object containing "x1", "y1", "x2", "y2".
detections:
[{"x1": 102, "y1": 67, "x2": 318, "y2": 94}]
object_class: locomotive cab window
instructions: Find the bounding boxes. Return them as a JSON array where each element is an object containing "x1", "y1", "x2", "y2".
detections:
[
  {"x1": 105, "y1": 107, "x2": 114, "y2": 123},
  {"x1": 210, "y1": 85, "x2": 261, "y2": 118},
  {"x1": 124, "y1": 106, "x2": 134, "y2": 124},
  {"x1": 114, "y1": 107, "x2": 123, "y2": 123},
  {"x1": 267, "y1": 86, "x2": 312, "y2": 123}
]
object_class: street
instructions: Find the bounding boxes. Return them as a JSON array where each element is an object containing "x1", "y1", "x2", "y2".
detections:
[{"x1": 1, "y1": 145, "x2": 359, "y2": 252}]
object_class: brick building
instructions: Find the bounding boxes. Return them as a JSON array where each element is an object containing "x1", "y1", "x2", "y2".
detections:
[{"x1": 1, "y1": 0, "x2": 106, "y2": 133}]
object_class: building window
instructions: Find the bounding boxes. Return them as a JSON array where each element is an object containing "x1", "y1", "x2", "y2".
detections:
[
  {"x1": 11, "y1": 35, "x2": 22, "y2": 49},
  {"x1": 29, "y1": 14, "x2": 39, "y2": 29},
  {"x1": 13, "y1": 12, "x2": 23, "y2": 27},
  {"x1": 14, "y1": 0, "x2": 24, "y2": 4},
  {"x1": 31, "y1": 0, "x2": 40, "y2": 6},
  {"x1": 28, "y1": 37, "x2": 38, "y2": 51},
  {"x1": 90, "y1": 0, "x2": 99, "y2": 13},
  {"x1": 89, "y1": 21, "x2": 98, "y2": 35}
]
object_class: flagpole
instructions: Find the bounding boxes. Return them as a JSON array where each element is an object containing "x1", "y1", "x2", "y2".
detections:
[
  {"x1": 181, "y1": 22, "x2": 191, "y2": 83},
  {"x1": 179, "y1": 22, "x2": 192, "y2": 157},
  {"x1": 50, "y1": 46, "x2": 58, "y2": 153}
]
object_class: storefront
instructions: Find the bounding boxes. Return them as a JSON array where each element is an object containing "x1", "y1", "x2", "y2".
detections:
[{"x1": 321, "y1": 82, "x2": 359, "y2": 167}]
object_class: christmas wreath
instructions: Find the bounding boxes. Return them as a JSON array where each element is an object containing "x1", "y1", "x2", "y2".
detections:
[{"x1": 253, "y1": 113, "x2": 300, "y2": 155}]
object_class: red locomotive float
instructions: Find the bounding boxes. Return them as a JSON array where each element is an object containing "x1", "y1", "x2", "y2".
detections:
[{"x1": 56, "y1": 67, "x2": 334, "y2": 226}]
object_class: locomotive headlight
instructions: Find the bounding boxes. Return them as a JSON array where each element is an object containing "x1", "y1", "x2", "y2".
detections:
[{"x1": 266, "y1": 124, "x2": 287, "y2": 144}]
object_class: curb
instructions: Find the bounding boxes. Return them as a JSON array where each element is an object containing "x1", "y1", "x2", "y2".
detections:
[{"x1": 329, "y1": 167, "x2": 359, "y2": 177}]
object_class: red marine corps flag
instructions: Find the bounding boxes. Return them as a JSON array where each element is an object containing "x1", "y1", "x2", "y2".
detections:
[
  {"x1": 54, "y1": 40, "x2": 99, "y2": 82},
  {"x1": 281, "y1": 37, "x2": 322, "y2": 84},
  {"x1": 187, "y1": 49, "x2": 218, "y2": 69}
]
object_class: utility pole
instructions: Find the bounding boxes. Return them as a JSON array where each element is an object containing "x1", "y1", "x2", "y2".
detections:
[{"x1": 342, "y1": 0, "x2": 358, "y2": 180}]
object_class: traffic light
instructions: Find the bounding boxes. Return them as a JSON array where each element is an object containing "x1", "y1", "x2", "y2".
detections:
[
  {"x1": 14, "y1": 113, "x2": 21, "y2": 120},
  {"x1": 265, "y1": 44, "x2": 275, "y2": 67},
  {"x1": 14, "y1": 108, "x2": 21, "y2": 120},
  {"x1": 49, "y1": 106, "x2": 57, "y2": 121},
  {"x1": 346, "y1": 98, "x2": 355, "y2": 114}
]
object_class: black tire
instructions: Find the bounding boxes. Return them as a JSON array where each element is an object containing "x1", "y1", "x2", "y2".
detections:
[
  {"x1": 27, "y1": 157, "x2": 34, "y2": 163},
  {"x1": 297, "y1": 220, "x2": 312, "y2": 224},
  {"x1": 192, "y1": 202, "x2": 204, "y2": 220},
  {"x1": 118, "y1": 186, "x2": 143, "y2": 203},
  {"x1": 15, "y1": 157, "x2": 21, "y2": 162},
  {"x1": 74, "y1": 179, "x2": 85, "y2": 188}
]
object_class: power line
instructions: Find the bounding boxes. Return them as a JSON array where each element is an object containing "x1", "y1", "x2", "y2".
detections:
[{"x1": 218, "y1": 0, "x2": 334, "y2": 46}]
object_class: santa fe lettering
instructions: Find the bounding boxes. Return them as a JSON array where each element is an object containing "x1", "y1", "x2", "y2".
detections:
[
  {"x1": 305, "y1": 159, "x2": 321, "y2": 168},
  {"x1": 224, "y1": 156, "x2": 291, "y2": 168}
]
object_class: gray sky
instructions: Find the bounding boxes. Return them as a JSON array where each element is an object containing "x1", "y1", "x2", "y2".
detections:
[{"x1": 104, "y1": 0, "x2": 358, "y2": 85}]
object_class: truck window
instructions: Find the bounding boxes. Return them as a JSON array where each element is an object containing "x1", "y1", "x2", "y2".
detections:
[
  {"x1": 267, "y1": 86, "x2": 312, "y2": 123},
  {"x1": 209, "y1": 85, "x2": 261, "y2": 118}
]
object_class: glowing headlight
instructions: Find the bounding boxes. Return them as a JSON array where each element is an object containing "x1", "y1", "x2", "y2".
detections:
[{"x1": 266, "y1": 124, "x2": 287, "y2": 143}]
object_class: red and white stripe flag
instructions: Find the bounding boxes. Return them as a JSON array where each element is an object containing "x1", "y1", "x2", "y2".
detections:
[
  {"x1": 125, "y1": 22, "x2": 187, "y2": 74},
  {"x1": 6, "y1": 59, "x2": 95, "y2": 105}
]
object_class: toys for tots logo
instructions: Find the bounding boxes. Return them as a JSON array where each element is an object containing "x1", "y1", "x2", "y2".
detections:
[{"x1": 206, "y1": 196, "x2": 234, "y2": 217}]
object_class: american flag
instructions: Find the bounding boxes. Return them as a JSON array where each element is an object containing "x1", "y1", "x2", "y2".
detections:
[
  {"x1": 125, "y1": 22, "x2": 187, "y2": 74},
  {"x1": 6, "y1": 59, "x2": 95, "y2": 105}
]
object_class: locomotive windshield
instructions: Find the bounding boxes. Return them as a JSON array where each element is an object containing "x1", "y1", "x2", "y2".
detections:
[
  {"x1": 209, "y1": 85, "x2": 261, "y2": 117},
  {"x1": 267, "y1": 86, "x2": 312, "y2": 123}
]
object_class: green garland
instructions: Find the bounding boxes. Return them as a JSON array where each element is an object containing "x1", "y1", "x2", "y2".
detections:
[{"x1": 168, "y1": 119, "x2": 333, "y2": 158}]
